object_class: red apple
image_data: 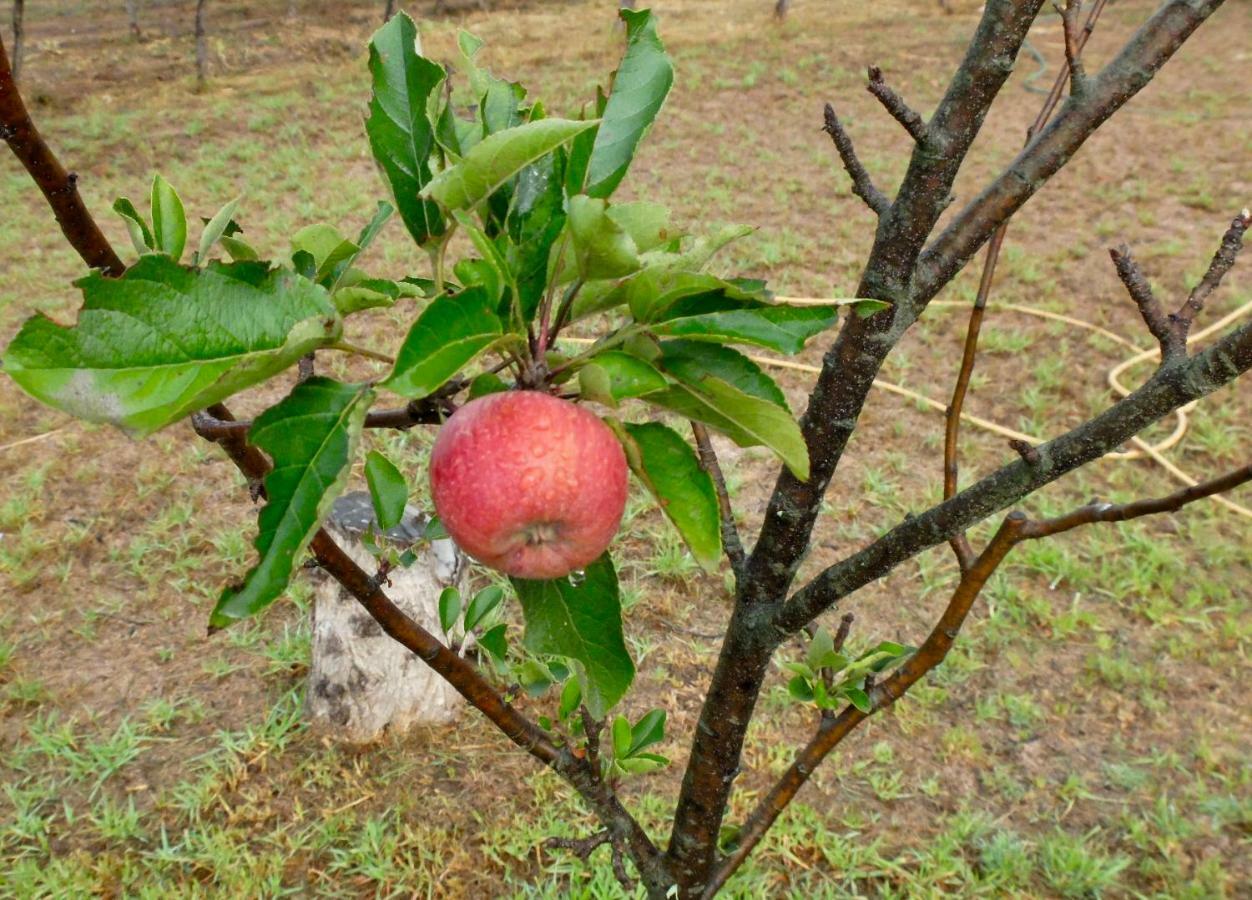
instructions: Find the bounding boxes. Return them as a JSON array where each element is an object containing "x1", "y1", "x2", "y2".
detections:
[{"x1": 429, "y1": 390, "x2": 628, "y2": 580}]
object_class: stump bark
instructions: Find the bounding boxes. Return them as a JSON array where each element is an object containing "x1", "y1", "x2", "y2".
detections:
[{"x1": 306, "y1": 491, "x2": 467, "y2": 742}]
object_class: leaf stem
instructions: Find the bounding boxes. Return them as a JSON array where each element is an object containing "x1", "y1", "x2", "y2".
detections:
[{"x1": 329, "y1": 341, "x2": 395, "y2": 365}]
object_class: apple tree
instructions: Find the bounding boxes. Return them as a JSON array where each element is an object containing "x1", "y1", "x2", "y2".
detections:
[{"x1": 1, "y1": 2, "x2": 1249, "y2": 896}]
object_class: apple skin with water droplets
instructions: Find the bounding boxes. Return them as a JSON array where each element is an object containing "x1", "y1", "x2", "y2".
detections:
[{"x1": 429, "y1": 390, "x2": 628, "y2": 579}]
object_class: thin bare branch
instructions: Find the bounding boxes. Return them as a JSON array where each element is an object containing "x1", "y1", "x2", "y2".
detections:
[
  {"x1": 1109, "y1": 244, "x2": 1181, "y2": 359},
  {"x1": 691, "y1": 422, "x2": 746, "y2": 578},
  {"x1": 544, "y1": 830, "x2": 611, "y2": 860},
  {"x1": 866, "y1": 65, "x2": 929, "y2": 145},
  {"x1": 821, "y1": 103, "x2": 889, "y2": 217},
  {"x1": 0, "y1": 36, "x2": 125, "y2": 275},
  {"x1": 1020, "y1": 462, "x2": 1252, "y2": 539},
  {"x1": 1176, "y1": 209, "x2": 1250, "y2": 330},
  {"x1": 1056, "y1": 0, "x2": 1090, "y2": 94}
]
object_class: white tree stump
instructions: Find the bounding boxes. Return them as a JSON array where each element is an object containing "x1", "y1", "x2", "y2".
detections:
[{"x1": 306, "y1": 491, "x2": 467, "y2": 742}]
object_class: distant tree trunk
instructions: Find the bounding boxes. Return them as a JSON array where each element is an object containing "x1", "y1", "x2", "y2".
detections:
[
  {"x1": 307, "y1": 493, "x2": 468, "y2": 742},
  {"x1": 125, "y1": 0, "x2": 142, "y2": 39},
  {"x1": 773, "y1": 0, "x2": 790, "y2": 21},
  {"x1": 286, "y1": 0, "x2": 297, "y2": 19},
  {"x1": 194, "y1": 0, "x2": 207, "y2": 88},
  {"x1": 10, "y1": 0, "x2": 24, "y2": 82},
  {"x1": 382, "y1": 0, "x2": 395, "y2": 22}
]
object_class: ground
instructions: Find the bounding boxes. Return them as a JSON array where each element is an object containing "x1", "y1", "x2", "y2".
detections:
[{"x1": 1, "y1": 0, "x2": 1250, "y2": 896}]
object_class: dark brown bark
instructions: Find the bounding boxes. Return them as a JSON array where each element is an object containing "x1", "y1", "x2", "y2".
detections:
[
  {"x1": 194, "y1": 0, "x2": 208, "y2": 88},
  {"x1": 0, "y1": 36, "x2": 125, "y2": 275},
  {"x1": 9, "y1": 0, "x2": 23, "y2": 82}
]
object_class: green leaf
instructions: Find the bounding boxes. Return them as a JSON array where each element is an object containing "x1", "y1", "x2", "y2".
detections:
[
  {"x1": 643, "y1": 223, "x2": 753, "y2": 272},
  {"x1": 3, "y1": 257, "x2": 342, "y2": 437},
  {"x1": 366, "y1": 12, "x2": 447, "y2": 247},
  {"x1": 382, "y1": 286, "x2": 503, "y2": 399},
  {"x1": 658, "y1": 340, "x2": 787, "y2": 408},
  {"x1": 219, "y1": 235, "x2": 259, "y2": 262},
  {"x1": 611, "y1": 715, "x2": 632, "y2": 758},
  {"x1": 506, "y1": 151, "x2": 567, "y2": 324},
  {"x1": 787, "y1": 675, "x2": 815, "y2": 703},
  {"x1": 452, "y1": 211, "x2": 517, "y2": 310},
  {"x1": 438, "y1": 586, "x2": 461, "y2": 635},
  {"x1": 584, "y1": 9, "x2": 673, "y2": 199},
  {"x1": 112, "y1": 198, "x2": 153, "y2": 254},
  {"x1": 211, "y1": 378, "x2": 373, "y2": 627},
  {"x1": 566, "y1": 195, "x2": 640, "y2": 281},
  {"x1": 653, "y1": 303, "x2": 839, "y2": 355},
  {"x1": 643, "y1": 376, "x2": 809, "y2": 480},
  {"x1": 807, "y1": 625, "x2": 834, "y2": 671},
  {"x1": 331, "y1": 284, "x2": 396, "y2": 316},
  {"x1": 578, "y1": 351, "x2": 666, "y2": 407},
  {"x1": 607, "y1": 201, "x2": 676, "y2": 253},
  {"x1": 558, "y1": 678, "x2": 582, "y2": 720},
  {"x1": 196, "y1": 196, "x2": 242, "y2": 265},
  {"x1": 291, "y1": 224, "x2": 360, "y2": 285},
  {"x1": 477, "y1": 623, "x2": 508, "y2": 660},
  {"x1": 464, "y1": 584, "x2": 505, "y2": 633},
  {"x1": 468, "y1": 372, "x2": 509, "y2": 398},
  {"x1": 626, "y1": 270, "x2": 766, "y2": 324},
  {"x1": 616, "y1": 752, "x2": 668, "y2": 775},
  {"x1": 843, "y1": 686, "x2": 873, "y2": 713},
  {"x1": 424, "y1": 118, "x2": 598, "y2": 212},
  {"x1": 619, "y1": 422, "x2": 720, "y2": 570},
  {"x1": 628, "y1": 709, "x2": 666, "y2": 756},
  {"x1": 511, "y1": 554, "x2": 633, "y2": 718},
  {"x1": 150, "y1": 174, "x2": 187, "y2": 261},
  {"x1": 364, "y1": 450, "x2": 408, "y2": 531}
]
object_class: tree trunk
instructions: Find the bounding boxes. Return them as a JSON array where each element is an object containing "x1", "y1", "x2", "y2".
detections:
[
  {"x1": 194, "y1": 0, "x2": 207, "y2": 88},
  {"x1": 306, "y1": 492, "x2": 467, "y2": 742},
  {"x1": 125, "y1": 0, "x2": 142, "y2": 39},
  {"x1": 382, "y1": 0, "x2": 395, "y2": 23},
  {"x1": 11, "y1": 0, "x2": 24, "y2": 82},
  {"x1": 773, "y1": 0, "x2": 789, "y2": 21}
]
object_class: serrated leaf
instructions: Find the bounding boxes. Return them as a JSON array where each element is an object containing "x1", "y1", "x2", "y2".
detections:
[
  {"x1": 607, "y1": 201, "x2": 676, "y2": 253},
  {"x1": 566, "y1": 195, "x2": 640, "y2": 281},
  {"x1": 291, "y1": 224, "x2": 360, "y2": 285},
  {"x1": 505, "y1": 151, "x2": 567, "y2": 324},
  {"x1": 618, "y1": 422, "x2": 721, "y2": 570},
  {"x1": 211, "y1": 378, "x2": 372, "y2": 626},
  {"x1": 382, "y1": 286, "x2": 503, "y2": 399},
  {"x1": 643, "y1": 376, "x2": 809, "y2": 479},
  {"x1": 658, "y1": 340, "x2": 786, "y2": 408},
  {"x1": 364, "y1": 450, "x2": 408, "y2": 531},
  {"x1": 196, "y1": 196, "x2": 242, "y2": 265},
  {"x1": 113, "y1": 198, "x2": 153, "y2": 254},
  {"x1": 452, "y1": 211, "x2": 517, "y2": 311},
  {"x1": 3, "y1": 256, "x2": 341, "y2": 437},
  {"x1": 584, "y1": 9, "x2": 673, "y2": 199},
  {"x1": 424, "y1": 118, "x2": 598, "y2": 211},
  {"x1": 366, "y1": 12, "x2": 446, "y2": 248},
  {"x1": 626, "y1": 270, "x2": 766, "y2": 324},
  {"x1": 653, "y1": 303, "x2": 839, "y2": 354},
  {"x1": 464, "y1": 584, "x2": 505, "y2": 632},
  {"x1": 438, "y1": 586, "x2": 461, "y2": 635},
  {"x1": 150, "y1": 174, "x2": 187, "y2": 261},
  {"x1": 511, "y1": 554, "x2": 633, "y2": 718}
]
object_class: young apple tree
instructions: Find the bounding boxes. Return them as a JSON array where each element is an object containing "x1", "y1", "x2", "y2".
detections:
[{"x1": 1, "y1": 2, "x2": 1248, "y2": 896}]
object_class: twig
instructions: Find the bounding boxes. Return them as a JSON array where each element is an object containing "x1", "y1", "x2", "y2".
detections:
[
  {"x1": 0, "y1": 36, "x2": 124, "y2": 275},
  {"x1": 191, "y1": 392, "x2": 458, "y2": 440},
  {"x1": 941, "y1": 0, "x2": 1110, "y2": 571},
  {"x1": 821, "y1": 103, "x2": 889, "y2": 217},
  {"x1": 581, "y1": 706, "x2": 603, "y2": 776},
  {"x1": 544, "y1": 830, "x2": 611, "y2": 859},
  {"x1": 1056, "y1": 0, "x2": 1090, "y2": 95},
  {"x1": 329, "y1": 341, "x2": 395, "y2": 365},
  {"x1": 691, "y1": 422, "x2": 746, "y2": 578},
  {"x1": 866, "y1": 66, "x2": 929, "y2": 146},
  {"x1": 1109, "y1": 245, "x2": 1181, "y2": 359},
  {"x1": 1176, "y1": 209, "x2": 1250, "y2": 331}
]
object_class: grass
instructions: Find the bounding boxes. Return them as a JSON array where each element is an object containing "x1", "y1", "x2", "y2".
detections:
[{"x1": 0, "y1": 0, "x2": 1250, "y2": 895}]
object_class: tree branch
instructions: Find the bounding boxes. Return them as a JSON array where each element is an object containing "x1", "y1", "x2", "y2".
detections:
[
  {"x1": 691, "y1": 422, "x2": 746, "y2": 579},
  {"x1": 916, "y1": 0, "x2": 1228, "y2": 304},
  {"x1": 191, "y1": 394, "x2": 457, "y2": 440},
  {"x1": 1176, "y1": 209, "x2": 1250, "y2": 331},
  {"x1": 0, "y1": 35, "x2": 125, "y2": 276},
  {"x1": 866, "y1": 65, "x2": 929, "y2": 145},
  {"x1": 778, "y1": 314, "x2": 1252, "y2": 633},
  {"x1": 821, "y1": 103, "x2": 889, "y2": 217},
  {"x1": 1056, "y1": 0, "x2": 1091, "y2": 95},
  {"x1": 1109, "y1": 244, "x2": 1180, "y2": 359},
  {"x1": 707, "y1": 458, "x2": 1249, "y2": 894},
  {"x1": 703, "y1": 515, "x2": 1024, "y2": 897}
]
